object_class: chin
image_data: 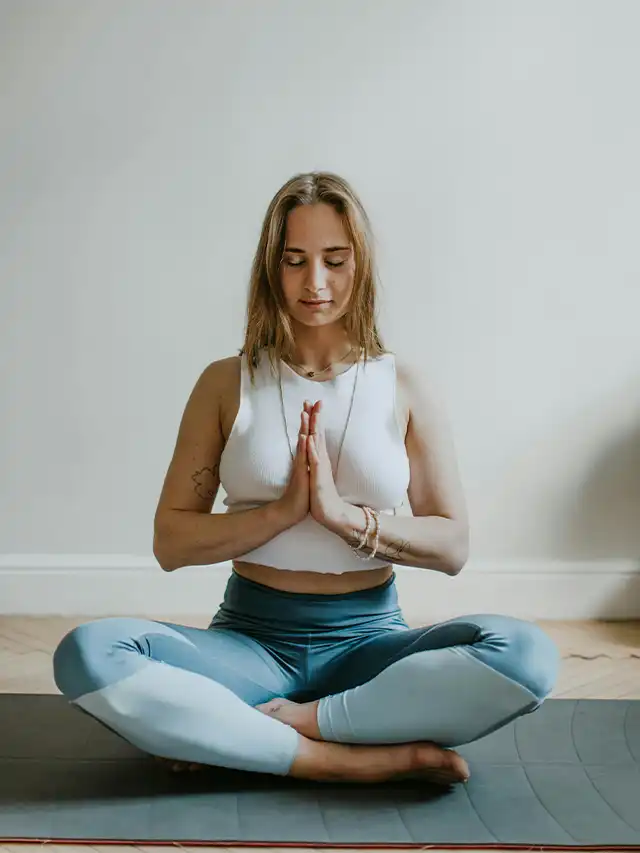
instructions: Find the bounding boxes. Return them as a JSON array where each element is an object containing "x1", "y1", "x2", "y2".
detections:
[
  {"x1": 291, "y1": 306, "x2": 343, "y2": 327},
  {"x1": 295, "y1": 315, "x2": 338, "y2": 328}
]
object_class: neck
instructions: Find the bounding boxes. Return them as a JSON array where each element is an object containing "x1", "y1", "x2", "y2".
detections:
[{"x1": 289, "y1": 322, "x2": 355, "y2": 372}]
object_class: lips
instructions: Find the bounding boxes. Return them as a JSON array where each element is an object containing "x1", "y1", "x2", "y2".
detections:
[{"x1": 301, "y1": 300, "x2": 330, "y2": 305}]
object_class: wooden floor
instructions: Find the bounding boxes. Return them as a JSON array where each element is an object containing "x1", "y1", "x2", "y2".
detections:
[{"x1": 0, "y1": 616, "x2": 639, "y2": 853}]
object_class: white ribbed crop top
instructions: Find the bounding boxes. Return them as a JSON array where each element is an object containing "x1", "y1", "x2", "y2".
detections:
[{"x1": 218, "y1": 350, "x2": 411, "y2": 573}]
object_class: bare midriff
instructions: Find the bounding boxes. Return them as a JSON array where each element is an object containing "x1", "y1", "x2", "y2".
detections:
[{"x1": 232, "y1": 560, "x2": 393, "y2": 594}]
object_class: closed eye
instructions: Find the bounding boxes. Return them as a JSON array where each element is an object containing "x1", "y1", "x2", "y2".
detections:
[{"x1": 283, "y1": 257, "x2": 347, "y2": 268}]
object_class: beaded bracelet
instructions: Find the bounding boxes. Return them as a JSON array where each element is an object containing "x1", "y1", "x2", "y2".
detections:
[
  {"x1": 351, "y1": 506, "x2": 381, "y2": 561},
  {"x1": 354, "y1": 505, "x2": 373, "y2": 551},
  {"x1": 369, "y1": 508, "x2": 381, "y2": 559}
]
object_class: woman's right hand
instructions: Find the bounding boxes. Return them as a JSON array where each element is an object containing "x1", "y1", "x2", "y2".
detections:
[{"x1": 276, "y1": 405, "x2": 311, "y2": 526}]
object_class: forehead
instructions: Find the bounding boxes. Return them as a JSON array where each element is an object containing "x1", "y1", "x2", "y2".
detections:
[{"x1": 285, "y1": 203, "x2": 350, "y2": 248}]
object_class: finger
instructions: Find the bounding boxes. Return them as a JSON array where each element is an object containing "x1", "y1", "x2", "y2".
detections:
[
  {"x1": 309, "y1": 401, "x2": 321, "y2": 437},
  {"x1": 309, "y1": 406, "x2": 325, "y2": 447},
  {"x1": 300, "y1": 409, "x2": 309, "y2": 436}
]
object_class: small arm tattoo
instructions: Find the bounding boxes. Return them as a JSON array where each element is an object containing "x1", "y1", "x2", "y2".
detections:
[
  {"x1": 191, "y1": 464, "x2": 219, "y2": 501},
  {"x1": 382, "y1": 538, "x2": 409, "y2": 560},
  {"x1": 347, "y1": 529, "x2": 410, "y2": 564}
]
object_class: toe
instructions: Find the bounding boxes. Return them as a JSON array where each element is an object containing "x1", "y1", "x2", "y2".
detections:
[
  {"x1": 412, "y1": 744, "x2": 470, "y2": 783},
  {"x1": 447, "y1": 751, "x2": 470, "y2": 781}
]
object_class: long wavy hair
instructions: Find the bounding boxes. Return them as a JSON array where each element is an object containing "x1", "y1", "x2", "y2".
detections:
[{"x1": 240, "y1": 171, "x2": 386, "y2": 381}]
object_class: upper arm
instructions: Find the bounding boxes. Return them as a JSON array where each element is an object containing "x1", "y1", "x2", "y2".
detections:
[
  {"x1": 154, "y1": 358, "x2": 237, "y2": 527},
  {"x1": 396, "y1": 360, "x2": 468, "y2": 529}
]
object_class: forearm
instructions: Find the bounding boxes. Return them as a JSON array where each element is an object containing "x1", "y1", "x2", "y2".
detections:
[
  {"x1": 329, "y1": 503, "x2": 469, "y2": 576},
  {"x1": 154, "y1": 502, "x2": 292, "y2": 572}
]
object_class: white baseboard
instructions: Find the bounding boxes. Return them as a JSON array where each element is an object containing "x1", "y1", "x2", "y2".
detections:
[{"x1": 1, "y1": 555, "x2": 639, "y2": 620}]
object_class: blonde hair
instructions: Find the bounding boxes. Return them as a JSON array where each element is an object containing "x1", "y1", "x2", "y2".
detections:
[{"x1": 240, "y1": 171, "x2": 386, "y2": 381}]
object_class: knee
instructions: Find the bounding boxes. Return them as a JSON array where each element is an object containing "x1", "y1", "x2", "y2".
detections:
[
  {"x1": 499, "y1": 617, "x2": 560, "y2": 702},
  {"x1": 52, "y1": 617, "x2": 122, "y2": 701},
  {"x1": 465, "y1": 614, "x2": 560, "y2": 703}
]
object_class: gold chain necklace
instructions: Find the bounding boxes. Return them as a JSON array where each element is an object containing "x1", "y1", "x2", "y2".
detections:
[
  {"x1": 277, "y1": 359, "x2": 361, "y2": 475},
  {"x1": 285, "y1": 345, "x2": 355, "y2": 379}
]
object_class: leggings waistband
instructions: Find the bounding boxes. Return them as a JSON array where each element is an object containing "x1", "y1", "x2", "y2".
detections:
[{"x1": 211, "y1": 570, "x2": 403, "y2": 633}]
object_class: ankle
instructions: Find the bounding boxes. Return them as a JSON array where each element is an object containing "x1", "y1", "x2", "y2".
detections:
[
  {"x1": 301, "y1": 699, "x2": 321, "y2": 739},
  {"x1": 289, "y1": 736, "x2": 333, "y2": 779}
]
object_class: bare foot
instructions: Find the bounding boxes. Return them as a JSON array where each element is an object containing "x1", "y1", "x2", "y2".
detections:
[
  {"x1": 256, "y1": 698, "x2": 469, "y2": 786},
  {"x1": 291, "y1": 737, "x2": 470, "y2": 785},
  {"x1": 153, "y1": 755, "x2": 205, "y2": 773},
  {"x1": 256, "y1": 697, "x2": 321, "y2": 739}
]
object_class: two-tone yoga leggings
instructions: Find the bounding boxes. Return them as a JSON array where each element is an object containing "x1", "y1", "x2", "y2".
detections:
[{"x1": 53, "y1": 571, "x2": 560, "y2": 775}]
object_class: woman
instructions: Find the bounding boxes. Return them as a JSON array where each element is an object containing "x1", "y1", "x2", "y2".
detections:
[{"x1": 53, "y1": 172, "x2": 559, "y2": 786}]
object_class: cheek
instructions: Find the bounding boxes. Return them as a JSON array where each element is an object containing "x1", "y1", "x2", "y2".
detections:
[
  {"x1": 280, "y1": 272, "x2": 298, "y2": 306},
  {"x1": 333, "y1": 270, "x2": 356, "y2": 304}
]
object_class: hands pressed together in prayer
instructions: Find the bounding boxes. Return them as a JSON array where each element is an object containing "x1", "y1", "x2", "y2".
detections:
[{"x1": 278, "y1": 400, "x2": 349, "y2": 534}]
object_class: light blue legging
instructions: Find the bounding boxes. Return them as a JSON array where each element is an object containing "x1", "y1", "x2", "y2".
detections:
[{"x1": 52, "y1": 571, "x2": 559, "y2": 776}]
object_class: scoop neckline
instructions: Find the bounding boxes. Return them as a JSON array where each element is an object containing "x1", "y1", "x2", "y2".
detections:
[{"x1": 279, "y1": 357, "x2": 361, "y2": 384}]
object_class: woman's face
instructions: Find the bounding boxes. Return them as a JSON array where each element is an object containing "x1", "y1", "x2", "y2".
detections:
[{"x1": 280, "y1": 203, "x2": 356, "y2": 328}]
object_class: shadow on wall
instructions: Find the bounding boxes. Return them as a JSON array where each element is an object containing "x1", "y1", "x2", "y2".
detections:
[
  {"x1": 563, "y1": 420, "x2": 640, "y2": 559},
  {"x1": 562, "y1": 417, "x2": 640, "y2": 620},
  {"x1": 465, "y1": 373, "x2": 640, "y2": 619}
]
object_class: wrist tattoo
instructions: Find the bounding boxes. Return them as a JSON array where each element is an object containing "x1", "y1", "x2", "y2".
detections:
[
  {"x1": 346, "y1": 530, "x2": 409, "y2": 562},
  {"x1": 382, "y1": 538, "x2": 409, "y2": 560},
  {"x1": 191, "y1": 464, "x2": 219, "y2": 501},
  {"x1": 347, "y1": 530, "x2": 409, "y2": 563}
]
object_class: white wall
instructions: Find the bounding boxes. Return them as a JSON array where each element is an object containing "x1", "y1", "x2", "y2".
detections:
[{"x1": 1, "y1": 0, "x2": 639, "y2": 617}]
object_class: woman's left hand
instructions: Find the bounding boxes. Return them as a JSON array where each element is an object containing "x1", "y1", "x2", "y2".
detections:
[{"x1": 306, "y1": 400, "x2": 348, "y2": 531}]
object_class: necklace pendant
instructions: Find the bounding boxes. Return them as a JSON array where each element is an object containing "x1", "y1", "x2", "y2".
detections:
[{"x1": 307, "y1": 371, "x2": 315, "y2": 378}]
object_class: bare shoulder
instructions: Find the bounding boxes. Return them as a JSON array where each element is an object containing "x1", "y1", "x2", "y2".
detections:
[
  {"x1": 193, "y1": 355, "x2": 240, "y2": 410},
  {"x1": 199, "y1": 354, "x2": 240, "y2": 393},
  {"x1": 199, "y1": 355, "x2": 241, "y2": 440}
]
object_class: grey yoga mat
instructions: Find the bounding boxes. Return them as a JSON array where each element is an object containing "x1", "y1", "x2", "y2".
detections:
[{"x1": 1, "y1": 694, "x2": 639, "y2": 848}]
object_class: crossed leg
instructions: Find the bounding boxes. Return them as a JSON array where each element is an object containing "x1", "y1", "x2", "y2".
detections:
[
  {"x1": 53, "y1": 617, "x2": 301, "y2": 775},
  {"x1": 258, "y1": 613, "x2": 560, "y2": 751},
  {"x1": 52, "y1": 616, "x2": 471, "y2": 783}
]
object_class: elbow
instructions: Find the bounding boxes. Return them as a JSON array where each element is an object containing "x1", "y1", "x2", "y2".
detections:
[
  {"x1": 153, "y1": 537, "x2": 177, "y2": 572},
  {"x1": 443, "y1": 524, "x2": 469, "y2": 577},
  {"x1": 153, "y1": 520, "x2": 183, "y2": 573}
]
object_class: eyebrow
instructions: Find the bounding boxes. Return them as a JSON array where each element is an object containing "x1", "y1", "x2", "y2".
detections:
[{"x1": 284, "y1": 245, "x2": 352, "y2": 254}]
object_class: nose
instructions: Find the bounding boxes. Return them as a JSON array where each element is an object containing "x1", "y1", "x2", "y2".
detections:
[{"x1": 304, "y1": 258, "x2": 328, "y2": 295}]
